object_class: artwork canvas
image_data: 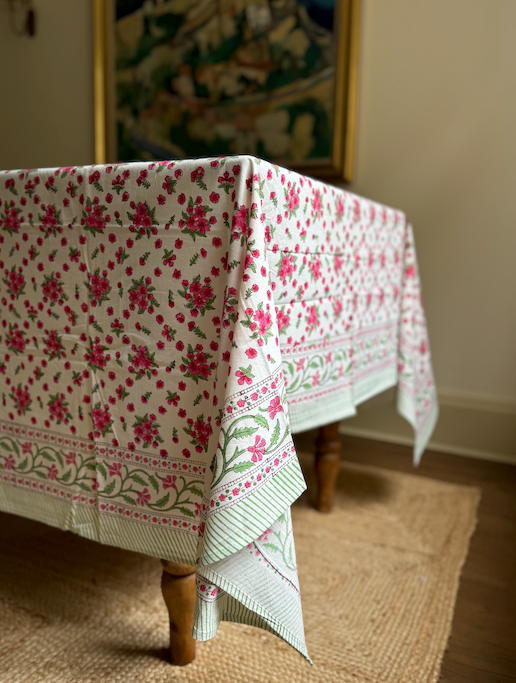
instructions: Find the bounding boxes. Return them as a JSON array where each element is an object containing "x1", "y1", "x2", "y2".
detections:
[{"x1": 94, "y1": 0, "x2": 361, "y2": 180}]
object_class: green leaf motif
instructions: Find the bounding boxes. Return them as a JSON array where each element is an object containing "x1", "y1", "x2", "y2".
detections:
[
  {"x1": 263, "y1": 542, "x2": 281, "y2": 553},
  {"x1": 270, "y1": 421, "x2": 280, "y2": 447},
  {"x1": 179, "y1": 506, "x2": 195, "y2": 518},
  {"x1": 103, "y1": 480, "x2": 116, "y2": 495},
  {"x1": 96, "y1": 462, "x2": 107, "y2": 478},
  {"x1": 121, "y1": 495, "x2": 136, "y2": 505},
  {"x1": 60, "y1": 470, "x2": 72, "y2": 483},
  {"x1": 254, "y1": 414, "x2": 269, "y2": 429},
  {"x1": 190, "y1": 486, "x2": 203, "y2": 497},
  {"x1": 131, "y1": 474, "x2": 147, "y2": 487},
  {"x1": 233, "y1": 461, "x2": 254, "y2": 473},
  {"x1": 153, "y1": 493, "x2": 170, "y2": 508},
  {"x1": 148, "y1": 474, "x2": 159, "y2": 493},
  {"x1": 232, "y1": 426, "x2": 259, "y2": 440},
  {"x1": 78, "y1": 482, "x2": 91, "y2": 492}
]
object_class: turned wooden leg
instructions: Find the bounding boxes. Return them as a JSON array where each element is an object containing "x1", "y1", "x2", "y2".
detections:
[
  {"x1": 314, "y1": 421, "x2": 342, "y2": 513},
  {"x1": 161, "y1": 559, "x2": 197, "y2": 665}
]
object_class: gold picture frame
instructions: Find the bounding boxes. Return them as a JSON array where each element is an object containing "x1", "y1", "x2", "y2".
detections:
[{"x1": 93, "y1": 0, "x2": 361, "y2": 182}]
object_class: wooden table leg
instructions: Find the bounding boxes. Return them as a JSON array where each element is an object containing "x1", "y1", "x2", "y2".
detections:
[
  {"x1": 314, "y1": 421, "x2": 342, "y2": 513},
  {"x1": 161, "y1": 559, "x2": 197, "y2": 665}
]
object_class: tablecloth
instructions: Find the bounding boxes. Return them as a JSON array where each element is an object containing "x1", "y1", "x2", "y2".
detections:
[{"x1": 0, "y1": 155, "x2": 438, "y2": 661}]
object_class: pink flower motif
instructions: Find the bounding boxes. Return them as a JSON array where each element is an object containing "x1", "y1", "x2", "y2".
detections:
[
  {"x1": 47, "y1": 464, "x2": 59, "y2": 480},
  {"x1": 247, "y1": 435, "x2": 266, "y2": 463},
  {"x1": 307, "y1": 304, "x2": 319, "y2": 331},
  {"x1": 267, "y1": 396, "x2": 284, "y2": 420},
  {"x1": 276, "y1": 309, "x2": 290, "y2": 332},
  {"x1": 309, "y1": 256, "x2": 321, "y2": 280},
  {"x1": 191, "y1": 166, "x2": 204, "y2": 182},
  {"x1": 191, "y1": 418, "x2": 213, "y2": 447},
  {"x1": 232, "y1": 205, "x2": 250, "y2": 237},
  {"x1": 245, "y1": 348, "x2": 258, "y2": 359},
  {"x1": 163, "y1": 475, "x2": 177, "y2": 489},
  {"x1": 131, "y1": 346, "x2": 154, "y2": 371},
  {"x1": 352, "y1": 198, "x2": 361, "y2": 222},
  {"x1": 333, "y1": 299, "x2": 343, "y2": 317},
  {"x1": 253, "y1": 309, "x2": 272, "y2": 337},
  {"x1": 109, "y1": 462, "x2": 122, "y2": 477},
  {"x1": 136, "y1": 488, "x2": 151, "y2": 506},
  {"x1": 6, "y1": 326, "x2": 27, "y2": 354},
  {"x1": 3, "y1": 455, "x2": 15, "y2": 470},
  {"x1": 312, "y1": 190, "x2": 322, "y2": 215},
  {"x1": 278, "y1": 254, "x2": 294, "y2": 280},
  {"x1": 287, "y1": 187, "x2": 299, "y2": 211},
  {"x1": 258, "y1": 527, "x2": 273, "y2": 542},
  {"x1": 236, "y1": 369, "x2": 253, "y2": 385}
]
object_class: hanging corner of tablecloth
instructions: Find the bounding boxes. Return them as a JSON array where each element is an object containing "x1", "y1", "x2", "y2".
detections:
[
  {"x1": 191, "y1": 437, "x2": 311, "y2": 662},
  {"x1": 396, "y1": 389, "x2": 439, "y2": 467},
  {"x1": 192, "y1": 553, "x2": 313, "y2": 664}
]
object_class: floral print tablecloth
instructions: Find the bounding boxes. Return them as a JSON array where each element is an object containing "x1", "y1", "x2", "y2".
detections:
[{"x1": 0, "y1": 156, "x2": 438, "y2": 660}]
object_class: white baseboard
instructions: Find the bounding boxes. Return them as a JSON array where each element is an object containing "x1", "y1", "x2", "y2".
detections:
[
  {"x1": 437, "y1": 390, "x2": 516, "y2": 415},
  {"x1": 338, "y1": 389, "x2": 516, "y2": 465}
]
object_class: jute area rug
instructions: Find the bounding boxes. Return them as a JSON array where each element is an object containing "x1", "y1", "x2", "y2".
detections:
[{"x1": 0, "y1": 456, "x2": 479, "y2": 683}]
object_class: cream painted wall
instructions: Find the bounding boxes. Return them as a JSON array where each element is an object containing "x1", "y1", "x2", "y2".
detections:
[
  {"x1": 348, "y1": 0, "x2": 516, "y2": 403},
  {"x1": 0, "y1": 0, "x2": 94, "y2": 169},
  {"x1": 0, "y1": 0, "x2": 515, "y2": 404}
]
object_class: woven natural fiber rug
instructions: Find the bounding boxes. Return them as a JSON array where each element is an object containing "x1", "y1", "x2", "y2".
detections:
[{"x1": 0, "y1": 456, "x2": 479, "y2": 683}]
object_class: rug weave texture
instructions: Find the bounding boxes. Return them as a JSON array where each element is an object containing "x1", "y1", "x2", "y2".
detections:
[{"x1": 0, "y1": 457, "x2": 479, "y2": 683}]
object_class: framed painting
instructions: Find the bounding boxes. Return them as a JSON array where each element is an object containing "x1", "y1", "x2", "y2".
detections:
[{"x1": 93, "y1": 0, "x2": 361, "y2": 181}]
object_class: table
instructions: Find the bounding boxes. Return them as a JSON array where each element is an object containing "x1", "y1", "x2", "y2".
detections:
[{"x1": 0, "y1": 155, "x2": 438, "y2": 665}]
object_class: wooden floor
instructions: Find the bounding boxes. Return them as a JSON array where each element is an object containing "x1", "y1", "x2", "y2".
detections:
[{"x1": 294, "y1": 431, "x2": 516, "y2": 683}]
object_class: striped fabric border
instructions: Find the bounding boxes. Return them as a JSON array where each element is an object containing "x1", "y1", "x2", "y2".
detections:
[
  {"x1": 199, "y1": 459, "x2": 307, "y2": 565},
  {"x1": 352, "y1": 364, "x2": 398, "y2": 408},
  {"x1": 0, "y1": 483, "x2": 197, "y2": 565},
  {"x1": 193, "y1": 564, "x2": 311, "y2": 663}
]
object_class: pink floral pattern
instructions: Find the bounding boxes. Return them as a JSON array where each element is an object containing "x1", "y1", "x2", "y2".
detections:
[{"x1": 0, "y1": 156, "x2": 437, "y2": 656}]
